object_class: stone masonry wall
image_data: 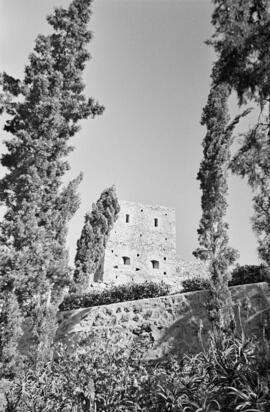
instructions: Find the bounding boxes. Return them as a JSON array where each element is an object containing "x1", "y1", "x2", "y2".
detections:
[
  {"x1": 57, "y1": 282, "x2": 270, "y2": 360},
  {"x1": 102, "y1": 201, "x2": 176, "y2": 284}
]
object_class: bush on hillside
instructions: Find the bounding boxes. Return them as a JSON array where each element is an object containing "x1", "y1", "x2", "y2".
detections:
[{"x1": 59, "y1": 281, "x2": 171, "y2": 311}]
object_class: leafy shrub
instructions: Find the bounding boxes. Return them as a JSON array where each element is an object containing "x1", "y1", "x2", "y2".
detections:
[
  {"x1": 5, "y1": 331, "x2": 270, "y2": 411},
  {"x1": 181, "y1": 277, "x2": 211, "y2": 293},
  {"x1": 59, "y1": 281, "x2": 171, "y2": 311},
  {"x1": 181, "y1": 265, "x2": 270, "y2": 293},
  {"x1": 230, "y1": 264, "x2": 270, "y2": 287}
]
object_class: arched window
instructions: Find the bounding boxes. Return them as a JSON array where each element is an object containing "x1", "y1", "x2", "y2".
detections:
[
  {"x1": 151, "y1": 260, "x2": 159, "y2": 269},
  {"x1": 122, "y1": 256, "x2": 131, "y2": 265}
]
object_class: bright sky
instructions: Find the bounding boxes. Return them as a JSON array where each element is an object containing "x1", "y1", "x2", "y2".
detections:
[{"x1": 0, "y1": 0, "x2": 259, "y2": 266}]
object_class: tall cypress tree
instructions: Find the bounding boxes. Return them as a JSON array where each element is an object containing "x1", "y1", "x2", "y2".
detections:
[
  {"x1": 0, "y1": 0, "x2": 104, "y2": 367},
  {"x1": 208, "y1": 0, "x2": 270, "y2": 266},
  {"x1": 73, "y1": 185, "x2": 120, "y2": 292},
  {"x1": 194, "y1": 83, "x2": 248, "y2": 331}
]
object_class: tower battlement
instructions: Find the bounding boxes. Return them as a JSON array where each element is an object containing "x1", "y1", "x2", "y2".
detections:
[{"x1": 103, "y1": 200, "x2": 176, "y2": 284}]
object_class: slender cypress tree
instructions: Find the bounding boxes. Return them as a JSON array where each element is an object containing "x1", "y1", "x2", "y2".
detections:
[
  {"x1": 0, "y1": 0, "x2": 104, "y2": 367},
  {"x1": 194, "y1": 83, "x2": 249, "y2": 331},
  {"x1": 73, "y1": 186, "x2": 120, "y2": 292},
  {"x1": 209, "y1": 0, "x2": 270, "y2": 266}
]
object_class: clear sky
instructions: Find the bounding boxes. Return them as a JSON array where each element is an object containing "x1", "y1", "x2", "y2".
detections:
[{"x1": 0, "y1": 0, "x2": 259, "y2": 266}]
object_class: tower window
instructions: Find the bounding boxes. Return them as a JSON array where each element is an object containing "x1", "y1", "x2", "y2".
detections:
[
  {"x1": 151, "y1": 260, "x2": 159, "y2": 269},
  {"x1": 122, "y1": 256, "x2": 131, "y2": 265},
  {"x1": 154, "y1": 218, "x2": 158, "y2": 227},
  {"x1": 126, "y1": 214, "x2": 130, "y2": 223},
  {"x1": 163, "y1": 257, "x2": 166, "y2": 261}
]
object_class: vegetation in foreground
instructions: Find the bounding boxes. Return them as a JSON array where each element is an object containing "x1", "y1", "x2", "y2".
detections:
[{"x1": 3, "y1": 327, "x2": 270, "y2": 411}]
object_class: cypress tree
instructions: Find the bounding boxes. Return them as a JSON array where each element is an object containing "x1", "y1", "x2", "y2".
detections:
[
  {"x1": 231, "y1": 125, "x2": 270, "y2": 265},
  {"x1": 0, "y1": 0, "x2": 104, "y2": 367},
  {"x1": 194, "y1": 83, "x2": 248, "y2": 331},
  {"x1": 209, "y1": 0, "x2": 270, "y2": 266},
  {"x1": 73, "y1": 185, "x2": 120, "y2": 292}
]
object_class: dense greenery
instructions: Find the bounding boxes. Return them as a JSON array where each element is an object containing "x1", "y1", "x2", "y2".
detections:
[
  {"x1": 182, "y1": 277, "x2": 211, "y2": 293},
  {"x1": 0, "y1": 0, "x2": 103, "y2": 374},
  {"x1": 4, "y1": 330, "x2": 270, "y2": 411},
  {"x1": 60, "y1": 281, "x2": 170, "y2": 311},
  {"x1": 230, "y1": 264, "x2": 270, "y2": 287},
  {"x1": 73, "y1": 186, "x2": 120, "y2": 293},
  {"x1": 182, "y1": 265, "x2": 270, "y2": 292}
]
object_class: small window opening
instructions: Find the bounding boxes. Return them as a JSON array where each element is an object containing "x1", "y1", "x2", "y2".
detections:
[
  {"x1": 163, "y1": 257, "x2": 166, "y2": 261},
  {"x1": 111, "y1": 250, "x2": 114, "y2": 253},
  {"x1": 122, "y1": 256, "x2": 131, "y2": 265},
  {"x1": 141, "y1": 209, "x2": 143, "y2": 212},
  {"x1": 126, "y1": 214, "x2": 130, "y2": 223},
  {"x1": 136, "y1": 268, "x2": 140, "y2": 271},
  {"x1": 137, "y1": 253, "x2": 140, "y2": 257},
  {"x1": 140, "y1": 234, "x2": 142, "y2": 237},
  {"x1": 165, "y1": 213, "x2": 167, "y2": 216},
  {"x1": 151, "y1": 260, "x2": 159, "y2": 269},
  {"x1": 114, "y1": 265, "x2": 118, "y2": 269},
  {"x1": 154, "y1": 218, "x2": 158, "y2": 227},
  {"x1": 165, "y1": 237, "x2": 167, "y2": 241},
  {"x1": 164, "y1": 271, "x2": 167, "y2": 275}
]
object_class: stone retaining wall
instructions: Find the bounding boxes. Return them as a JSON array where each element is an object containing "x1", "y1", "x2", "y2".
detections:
[{"x1": 57, "y1": 282, "x2": 270, "y2": 359}]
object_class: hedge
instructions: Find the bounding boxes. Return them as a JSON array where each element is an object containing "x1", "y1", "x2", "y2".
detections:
[
  {"x1": 59, "y1": 281, "x2": 171, "y2": 311},
  {"x1": 181, "y1": 264, "x2": 270, "y2": 293}
]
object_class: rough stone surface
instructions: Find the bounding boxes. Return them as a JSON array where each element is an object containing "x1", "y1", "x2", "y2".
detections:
[
  {"x1": 176, "y1": 257, "x2": 209, "y2": 279},
  {"x1": 57, "y1": 282, "x2": 270, "y2": 360},
  {"x1": 102, "y1": 200, "x2": 177, "y2": 284}
]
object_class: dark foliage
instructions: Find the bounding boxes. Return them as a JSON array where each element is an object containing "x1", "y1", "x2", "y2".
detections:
[
  {"x1": 182, "y1": 277, "x2": 211, "y2": 293},
  {"x1": 182, "y1": 265, "x2": 270, "y2": 293},
  {"x1": 59, "y1": 281, "x2": 170, "y2": 311},
  {"x1": 230, "y1": 264, "x2": 270, "y2": 287},
  {"x1": 73, "y1": 186, "x2": 120, "y2": 292}
]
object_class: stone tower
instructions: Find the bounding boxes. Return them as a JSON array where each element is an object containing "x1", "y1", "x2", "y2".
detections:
[{"x1": 102, "y1": 200, "x2": 176, "y2": 284}]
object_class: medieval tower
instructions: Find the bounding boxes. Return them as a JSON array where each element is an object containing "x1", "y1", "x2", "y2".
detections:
[{"x1": 102, "y1": 200, "x2": 177, "y2": 284}]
